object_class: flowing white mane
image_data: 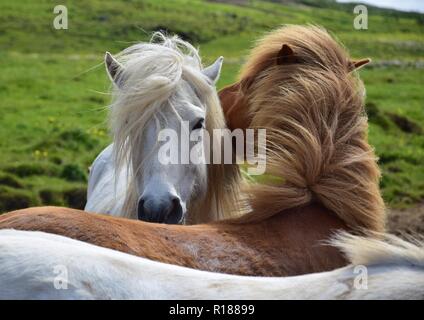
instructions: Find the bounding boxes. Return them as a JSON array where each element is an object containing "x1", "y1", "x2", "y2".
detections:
[
  {"x1": 107, "y1": 33, "x2": 240, "y2": 221},
  {"x1": 331, "y1": 231, "x2": 424, "y2": 267},
  {"x1": 110, "y1": 33, "x2": 213, "y2": 174}
]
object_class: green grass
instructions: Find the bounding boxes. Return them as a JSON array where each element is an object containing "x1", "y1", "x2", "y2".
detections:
[
  {"x1": 362, "y1": 67, "x2": 424, "y2": 206},
  {"x1": 0, "y1": 0, "x2": 423, "y2": 212}
]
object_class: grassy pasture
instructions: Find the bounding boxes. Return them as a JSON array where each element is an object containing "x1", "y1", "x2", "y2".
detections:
[{"x1": 0, "y1": 0, "x2": 423, "y2": 212}]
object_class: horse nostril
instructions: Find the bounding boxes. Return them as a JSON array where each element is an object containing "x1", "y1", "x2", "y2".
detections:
[
  {"x1": 172, "y1": 198, "x2": 179, "y2": 207},
  {"x1": 164, "y1": 197, "x2": 183, "y2": 224},
  {"x1": 137, "y1": 198, "x2": 146, "y2": 221}
]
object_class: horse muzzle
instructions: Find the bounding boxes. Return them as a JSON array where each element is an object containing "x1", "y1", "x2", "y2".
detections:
[{"x1": 137, "y1": 194, "x2": 184, "y2": 224}]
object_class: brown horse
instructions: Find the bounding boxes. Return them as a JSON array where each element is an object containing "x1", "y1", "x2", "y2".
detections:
[
  {"x1": 221, "y1": 25, "x2": 384, "y2": 231},
  {"x1": 0, "y1": 205, "x2": 347, "y2": 276},
  {"x1": 0, "y1": 25, "x2": 385, "y2": 276}
]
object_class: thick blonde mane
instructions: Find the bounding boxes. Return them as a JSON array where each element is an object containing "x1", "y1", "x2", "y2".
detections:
[
  {"x1": 331, "y1": 232, "x2": 424, "y2": 267},
  {"x1": 236, "y1": 25, "x2": 385, "y2": 231},
  {"x1": 108, "y1": 33, "x2": 240, "y2": 223}
]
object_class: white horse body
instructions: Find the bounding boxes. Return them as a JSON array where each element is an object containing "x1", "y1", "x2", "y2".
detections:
[
  {"x1": 85, "y1": 143, "x2": 128, "y2": 216},
  {"x1": 1, "y1": 229, "x2": 423, "y2": 300}
]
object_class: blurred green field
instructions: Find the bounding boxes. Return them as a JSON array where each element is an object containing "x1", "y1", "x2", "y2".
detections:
[{"x1": 0, "y1": 0, "x2": 423, "y2": 213}]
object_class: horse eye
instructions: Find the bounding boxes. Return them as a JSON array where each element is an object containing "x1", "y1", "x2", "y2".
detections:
[{"x1": 192, "y1": 118, "x2": 205, "y2": 130}]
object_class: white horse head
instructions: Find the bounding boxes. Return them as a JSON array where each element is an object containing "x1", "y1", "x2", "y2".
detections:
[{"x1": 106, "y1": 33, "x2": 240, "y2": 224}]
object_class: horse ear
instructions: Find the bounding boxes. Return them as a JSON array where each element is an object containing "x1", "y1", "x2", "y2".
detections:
[
  {"x1": 202, "y1": 56, "x2": 224, "y2": 84},
  {"x1": 105, "y1": 52, "x2": 124, "y2": 87},
  {"x1": 350, "y1": 58, "x2": 371, "y2": 71},
  {"x1": 277, "y1": 44, "x2": 298, "y2": 65}
]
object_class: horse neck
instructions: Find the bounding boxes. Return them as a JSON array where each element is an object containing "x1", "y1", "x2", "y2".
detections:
[
  {"x1": 271, "y1": 204, "x2": 349, "y2": 232},
  {"x1": 230, "y1": 203, "x2": 350, "y2": 240},
  {"x1": 238, "y1": 70, "x2": 385, "y2": 231}
]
